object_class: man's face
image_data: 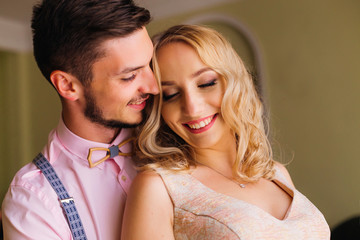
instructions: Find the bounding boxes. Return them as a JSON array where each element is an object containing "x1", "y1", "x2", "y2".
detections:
[{"x1": 83, "y1": 27, "x2": 159, "y2": 129}]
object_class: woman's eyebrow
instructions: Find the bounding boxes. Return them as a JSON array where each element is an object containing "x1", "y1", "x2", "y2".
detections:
[
  {"x1": 161, "y1": 81, "x2": 175, "y2": 86},
  {"x1": 161, "y1": 68, "x2": 213, "y2": 86},
  {"x1": 191, "y1": 67, "x2": 212, "y2": 78}
]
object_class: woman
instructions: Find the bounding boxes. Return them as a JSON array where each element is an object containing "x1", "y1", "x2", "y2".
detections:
[{"x1": 122, "y1": 25, "x2": 330, "y2": 239}]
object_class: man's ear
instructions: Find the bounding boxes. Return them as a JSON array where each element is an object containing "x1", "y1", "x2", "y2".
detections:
[{"x1": 50, "y1": 70, "x2": 82, "y2": 101}]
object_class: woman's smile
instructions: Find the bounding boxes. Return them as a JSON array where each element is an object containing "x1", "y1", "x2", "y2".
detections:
[{"x1": 182, "y1": 114, "x2": 218, "y2": 134}]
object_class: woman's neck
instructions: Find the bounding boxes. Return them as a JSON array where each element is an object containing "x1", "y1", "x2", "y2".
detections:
[{"x1": 193, "y1": 136, "x2": 237, "y2": 174}]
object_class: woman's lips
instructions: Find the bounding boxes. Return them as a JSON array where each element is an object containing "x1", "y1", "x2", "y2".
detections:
[{"x1": 182, "y1": 114, "x2": 217, "y2": 134}]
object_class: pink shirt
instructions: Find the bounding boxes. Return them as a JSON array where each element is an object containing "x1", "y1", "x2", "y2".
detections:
[{"x1": 2, "y1": 118, "x2": 137, "y2": 239}]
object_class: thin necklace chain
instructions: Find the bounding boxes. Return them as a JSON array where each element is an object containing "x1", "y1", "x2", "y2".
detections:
[{"x1": 196, "y1": 162, "x2": 248, "y2": 188}]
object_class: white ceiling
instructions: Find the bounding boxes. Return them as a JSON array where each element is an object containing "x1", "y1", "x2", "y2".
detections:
[{"x1": 0, "y1": 0, "x2": 237, "y2": 52}]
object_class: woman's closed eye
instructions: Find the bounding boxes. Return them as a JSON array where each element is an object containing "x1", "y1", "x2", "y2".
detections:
[
  {"x1": 163, "y1": 91, "x2": 179, "y2": 101},
  {"x1": 198, "y1": 79, "x2": 217, "y2": 88},
  {"x1": 163, "y1": 79, "x2": 218, "y2": 101}
]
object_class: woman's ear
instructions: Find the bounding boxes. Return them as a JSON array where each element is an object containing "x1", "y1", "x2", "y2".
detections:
[{"x1": 50, "y1": 70, "x2": 82, "y2": 101}]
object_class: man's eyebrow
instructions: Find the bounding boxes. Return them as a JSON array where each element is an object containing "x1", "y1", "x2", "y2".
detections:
[
  {"x1": 110, "y1": 66, "x2": 144, "y2": 78},
  {"x1": 118, "y1": 66, "x2": 144, "y2": 74}
]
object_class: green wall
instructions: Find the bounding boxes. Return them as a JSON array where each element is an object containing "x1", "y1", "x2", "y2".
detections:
[
  {"x1": 1, "y1": 0, "x2": 359, "y2": 229},
  {"x1": 0, "y1": 51, "x2": 60, "y2": 202},
  {"x1": 0, "y1": 51, "x2": 26, "y2": 202}
]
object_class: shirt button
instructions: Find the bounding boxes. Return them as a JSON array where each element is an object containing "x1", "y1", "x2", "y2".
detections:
[{"x1": 121, "y1": 175, "x2": 127, "y2": 182}]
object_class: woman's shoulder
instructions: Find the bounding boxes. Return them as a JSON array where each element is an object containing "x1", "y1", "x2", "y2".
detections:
[
  {"x1": 122, "y1": 170, "x2": 174, "y2": 233},
  {"x1": 122, "y1": 172, "x2": 175, "y2": 239},
  {"x1": 274, "y1": 161, "x2": 295, "y2": 188},
  {"x1": 130, "y1": 170, "x2": 167, "y2": 196},
  {"x1": 132, "y1": 169, "x2": 195, "y2": 206}
]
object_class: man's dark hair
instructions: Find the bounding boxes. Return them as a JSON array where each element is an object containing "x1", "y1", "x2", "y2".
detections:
[{"x1": 32, "y1": 0, "x2": 151, "y2": 85}]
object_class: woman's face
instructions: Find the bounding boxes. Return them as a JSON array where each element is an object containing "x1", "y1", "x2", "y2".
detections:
[{"x1": 156, "y1": 41, "x2": 233, "y2": 149}]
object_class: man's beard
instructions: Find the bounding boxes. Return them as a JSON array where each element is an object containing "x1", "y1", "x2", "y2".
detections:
[{"x1": 84, "y1": 90, "x2": 144, "y2": 129}]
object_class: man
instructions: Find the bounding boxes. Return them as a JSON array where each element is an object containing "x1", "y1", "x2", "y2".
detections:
[{"x1": 1, "y1": 0, "x2": 158, "y2": 239}]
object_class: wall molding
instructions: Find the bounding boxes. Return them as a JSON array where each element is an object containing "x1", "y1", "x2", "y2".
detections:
[{"x1": 0, "y1": 17, "x2": 32, "y2": 52}]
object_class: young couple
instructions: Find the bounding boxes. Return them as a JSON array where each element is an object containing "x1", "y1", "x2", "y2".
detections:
[{"x1": 2, "y1": 0, "x2": 330, "y2": 239}]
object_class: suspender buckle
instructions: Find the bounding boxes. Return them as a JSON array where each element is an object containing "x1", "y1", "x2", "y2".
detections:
[{"x1": 60, "y1": 197, "x2": 74, "y2": 204}]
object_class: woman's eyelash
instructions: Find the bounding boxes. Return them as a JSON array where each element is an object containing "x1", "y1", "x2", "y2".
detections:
[
  {"x1": 163, "y1": 92, "x2": 179, "y2": 101},
  {"x1": 199, "y1": 79, "x2": 217, "y2": 88},
  {"x1": 163, "y1": 79, "x2": 217, "y2": 101}
]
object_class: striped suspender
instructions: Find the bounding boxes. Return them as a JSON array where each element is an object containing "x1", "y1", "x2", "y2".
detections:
[{"x1": 33, "y1": 153, "x2": 88, "y2": 240}]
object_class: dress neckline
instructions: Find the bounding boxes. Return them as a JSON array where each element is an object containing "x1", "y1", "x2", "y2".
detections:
[{"x1": 186, "y1": 170, "x2": 295, "y2": 221}]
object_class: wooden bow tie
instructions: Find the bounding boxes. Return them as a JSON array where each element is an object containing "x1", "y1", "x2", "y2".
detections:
[{"x1": 87, "y1": 137, "x2": 135, "y2": 168}]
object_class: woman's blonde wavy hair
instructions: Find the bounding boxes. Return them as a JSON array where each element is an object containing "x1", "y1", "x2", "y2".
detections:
[{"x1": 135, "y1": 24, "x2": 275, "y2": 182}]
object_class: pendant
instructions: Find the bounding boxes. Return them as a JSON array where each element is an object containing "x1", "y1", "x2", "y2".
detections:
[{"x1": 239, "y1": 183, "x2": 246, "y2": 188}]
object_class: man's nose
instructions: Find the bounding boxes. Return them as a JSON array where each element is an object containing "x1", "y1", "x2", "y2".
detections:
[{"x1": 139, "y1": 66, "x2": 159, "y2": 95}]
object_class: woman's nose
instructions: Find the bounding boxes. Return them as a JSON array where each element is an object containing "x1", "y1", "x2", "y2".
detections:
[{"x1": 182, "y1": 92, "x2": 202, "y2": 116}]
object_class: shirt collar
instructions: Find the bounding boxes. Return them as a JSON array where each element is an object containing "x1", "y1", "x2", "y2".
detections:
[{"x1": 55, "y1": 118, "x2": 134, "y2": 170}]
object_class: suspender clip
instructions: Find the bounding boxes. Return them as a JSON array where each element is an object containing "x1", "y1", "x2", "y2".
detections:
[{"x1": 60, "y1": 197, "x2": 74, "y2": 204}]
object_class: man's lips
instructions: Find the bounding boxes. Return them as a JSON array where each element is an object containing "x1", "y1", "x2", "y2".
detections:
[
  {"x1": 128, "y1": 95, "x2": 149, "y2": 106},
  {"x1": 128, "y1": 96, "x2": 149, "y2": 109}
]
